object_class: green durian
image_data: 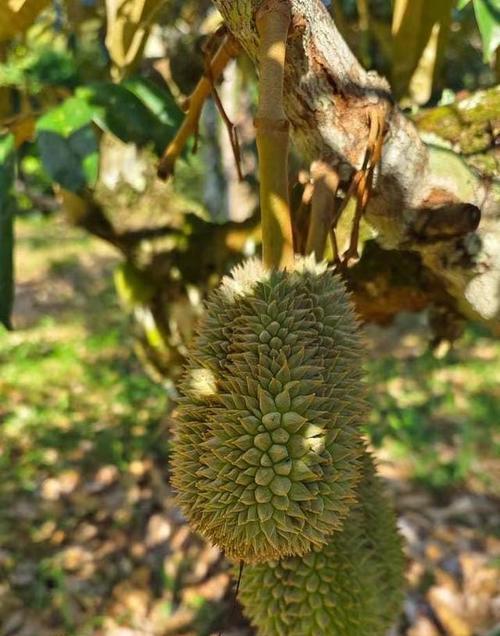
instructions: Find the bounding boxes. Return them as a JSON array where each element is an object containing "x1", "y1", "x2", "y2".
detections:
[
  {"x1": 171, "y1": 258, "x2": 367, "y2": 563},
  {"x1": 238, "y1": 452, "x2": 405, "y2": 636}
]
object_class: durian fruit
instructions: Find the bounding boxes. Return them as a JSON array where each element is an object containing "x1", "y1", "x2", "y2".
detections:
[
  {"x1": 171, "y1": 257, "x2": 367, "y2": 563},
  {"x1": 238, "y1": 452, "x2": 405, "y2": 636}
]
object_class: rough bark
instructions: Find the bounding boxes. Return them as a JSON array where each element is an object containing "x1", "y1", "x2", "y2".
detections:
[{"x1": 212, "y1": 0, "x2": 500, "y2": 331}]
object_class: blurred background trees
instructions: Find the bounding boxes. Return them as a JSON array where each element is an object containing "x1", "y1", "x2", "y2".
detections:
[{"x1": 0, "y1": 1, "x2": 499, "y2": 636}]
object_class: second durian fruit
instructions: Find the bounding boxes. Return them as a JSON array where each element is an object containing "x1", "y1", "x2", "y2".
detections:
[
  {"x1": 238, "y1": 452, "x2": 405, "y2": 636},
  {"x1": 171, "y1": 258, "x2": 367, "y2": 563}
]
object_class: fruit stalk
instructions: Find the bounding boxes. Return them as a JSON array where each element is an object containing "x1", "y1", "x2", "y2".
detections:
[{"x1": 256, "y1": 0, "x2": 294, "y2": 270}]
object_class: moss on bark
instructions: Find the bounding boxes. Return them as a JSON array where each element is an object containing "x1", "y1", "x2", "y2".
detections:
[{"x1": 414, "y1": 86, "x2": 500, "y2": 176}]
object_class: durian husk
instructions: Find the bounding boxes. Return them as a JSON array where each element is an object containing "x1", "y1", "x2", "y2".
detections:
[
  {"x1": 171, "y1": 258, "x2": 368, "y2": 563},
  {"x1": 238, "y1": 452, "x2": 406, "y2": 636}
]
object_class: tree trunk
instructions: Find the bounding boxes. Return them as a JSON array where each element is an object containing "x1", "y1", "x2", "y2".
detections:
[{"x1": 212, "y1": 0, "x2": 500, "y2": 332}]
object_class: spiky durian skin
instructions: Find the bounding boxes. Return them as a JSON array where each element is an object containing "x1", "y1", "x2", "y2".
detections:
[
  {"x1": 171, "y1": 258, "x2": 368, "y2": 563},
  {"x1": 238, "y1": 453, "x2": 405, "y2": 636}
]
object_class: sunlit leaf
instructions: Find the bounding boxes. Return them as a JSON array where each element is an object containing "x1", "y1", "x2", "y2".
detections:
[
  {"x1": 0, "y1": 132, "x2": 16, "y2": 330},
  {"x1": 473, "y1": 0, "x2": 500, "y2": 63},
  {"x1": 36, "y1": 97, "x2": 99, "y2": 193}
]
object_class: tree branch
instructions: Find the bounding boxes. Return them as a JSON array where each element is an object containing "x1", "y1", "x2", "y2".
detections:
[{"x1": 212, "y1": 0, "x2": 500, "y2": 331}]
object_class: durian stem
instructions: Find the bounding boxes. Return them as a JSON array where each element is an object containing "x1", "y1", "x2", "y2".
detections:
[
  {"x1": 256, "y1": 1, "x2": 294, "y2": 271},
  {"x1": 157, "y1": 33, "x2": 240, "y2": 180},
  {"x1": 306, "y1": 161, "x2": 339, "y2": 261}
]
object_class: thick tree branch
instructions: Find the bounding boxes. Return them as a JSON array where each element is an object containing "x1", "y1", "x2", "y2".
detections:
[{"x1": 212, "y1": 0, "x2": 500, "y2": 331}]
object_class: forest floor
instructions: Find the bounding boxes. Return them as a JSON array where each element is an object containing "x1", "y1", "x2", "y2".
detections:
[{"x1": 1, "y1": 215, "x2": 499, "y2": 636}]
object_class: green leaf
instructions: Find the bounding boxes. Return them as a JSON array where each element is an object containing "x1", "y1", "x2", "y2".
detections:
[
  {"x1": 25, "y1": 49, "x2": 78, "y2": 89},
  {"x1": 0, "y1": 133, "x2": 15, "y2": 191},
  {"x1": 77, "y1": 81, "x2": 181, "y2": 156},
  {"x1": 123, "y1": 76, "x2": 183, "y2": 129},
  {"x1": 473, "y1": 0, "x2": 500, "y2": 62},
  {"x1": 457, "y1": 0, "x2": 472, "y2": 9},
  {"x1": 36, "y1": 97, "x2": 99, "y2": 192},
  {"x1": 0, "y1": 132, "x2": 16, "y2": 330}
]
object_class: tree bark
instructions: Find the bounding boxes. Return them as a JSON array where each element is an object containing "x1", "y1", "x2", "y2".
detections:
[
  {"x1": 413, "y1": 86, "x2": 499, "y2": 178},
  {"x1": 212, "y1": 0, "x2": 500, "y2": 332}
]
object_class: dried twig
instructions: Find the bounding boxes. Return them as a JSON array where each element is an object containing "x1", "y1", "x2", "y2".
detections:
[{"x1": 157, "y1": 31, "x2": 240, "y2": 180}]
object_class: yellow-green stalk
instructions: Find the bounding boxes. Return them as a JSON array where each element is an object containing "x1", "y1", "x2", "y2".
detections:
[{"x1": 255, "y1": 0, "x2": 294, "y2": 270}]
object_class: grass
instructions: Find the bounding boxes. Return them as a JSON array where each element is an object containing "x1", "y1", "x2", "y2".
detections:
[
  {"x1": 366, "y1": 325, "x2": 500, "y2": 493},
  {"x1": 0, "y1": 281, "x2": 169, "y2": 492},
  {"x1": 0, "y1": 215, "x2": 171, "y2": 633}
]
